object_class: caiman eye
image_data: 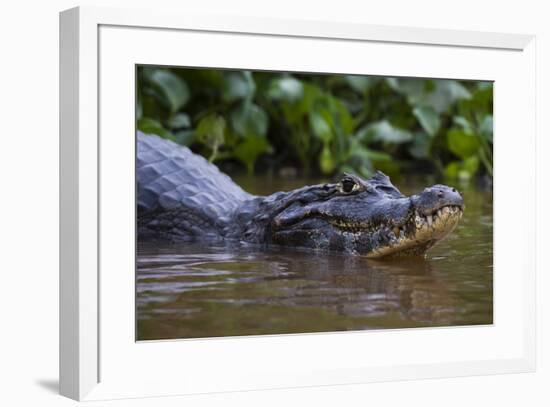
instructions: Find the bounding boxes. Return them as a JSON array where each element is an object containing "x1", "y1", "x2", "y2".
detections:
[{"x1": 341, "y1": 178, "x2": 356, "y2": 193}]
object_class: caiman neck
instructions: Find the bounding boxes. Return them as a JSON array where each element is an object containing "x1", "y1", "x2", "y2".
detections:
[{"x1": 223, "y1": 184, "x2": 329, "y2": 243}]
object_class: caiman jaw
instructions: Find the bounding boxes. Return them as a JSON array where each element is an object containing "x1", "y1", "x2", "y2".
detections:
[
  {"x1": 413, "y1": 205, "x2": 464, "y2": 241},
  {"x1": 366, "y1": 204, "x2": 464, "y2": 258}
]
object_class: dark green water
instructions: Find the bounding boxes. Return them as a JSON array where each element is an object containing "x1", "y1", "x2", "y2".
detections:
[{"x1": 136, "y1": 176, "x2": 493, "y2": 340}]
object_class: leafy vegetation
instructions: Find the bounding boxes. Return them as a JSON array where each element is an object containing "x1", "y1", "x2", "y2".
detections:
[{"x1": 137, "y1": 66, "x2": 493, "y2": 182}]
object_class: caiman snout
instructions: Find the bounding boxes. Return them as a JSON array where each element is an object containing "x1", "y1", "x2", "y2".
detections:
[{"x1": 412, "y1": 185, "x2": 464, "y2": 216}]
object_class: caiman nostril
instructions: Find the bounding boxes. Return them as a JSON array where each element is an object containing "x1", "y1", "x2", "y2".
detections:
[{"x1": 437, "y1": 191, "x2": 444, "y2": 198}]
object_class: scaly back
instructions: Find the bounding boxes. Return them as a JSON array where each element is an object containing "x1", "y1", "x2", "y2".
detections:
[{"x1": 137, "y1": 132, "x2": 251, "y2": 240}]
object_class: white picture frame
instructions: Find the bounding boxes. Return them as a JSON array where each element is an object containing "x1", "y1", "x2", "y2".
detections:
[{"x1": 59, "y1": 5, "x2": 536, "y2": 401}]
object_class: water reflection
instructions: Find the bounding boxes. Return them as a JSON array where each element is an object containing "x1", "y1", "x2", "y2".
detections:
[{"x1": 137, "y1": 177, "x2": 492, "y2": 340}]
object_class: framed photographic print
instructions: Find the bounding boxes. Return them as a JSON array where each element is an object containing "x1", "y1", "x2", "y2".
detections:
[{"x1": 60, "y1": 6, "x2": 536, "y2": 401}]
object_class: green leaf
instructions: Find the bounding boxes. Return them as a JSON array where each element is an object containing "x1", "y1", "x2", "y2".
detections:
[
  {"x1": 345, "y1": 75, "x2": 376, "y2": 93},
  {"x1": 167, "y1": 113, "x2": 191, "y2": 129},
  {"x1": 267, "y1": 76, "x2": 304, "y2": 102},
  {"x1": 459, "y1": 85, "x2": 493, "y2": 118},
  {"x1": 445, "y1": 157, "x2": 479, "y2": 181},
  {"x1": 149, "y1": 70, "x2": 190, "y2": 113},
  {"x1": 139, "y1": 93, "x2": 164, "y2": 120},
  {"x1": 444, "y1": 156, "x2": 479, "y2": 182},
  {"x1": 424, "y1": 80, "x2": 436, "y2": 92},
  {"x1": 413, "y1": 106, "x2": 441, "y2": 137},
  {"x1": 195, "y1": 114, "x2": 226, "y2": 160},
  {"x1": 173, "y1": 130, "x2": 195, "y2": 146},
  {"x1": 136, "y1": 98, "x2": 143, "y2": 120},
  {"x1": 222, "y1": 71, "x2": 256, "y2": 103},
  {"x1": 345, "y1": 138, "x2": 396, "y2": 177},
  {"x1": 348, "y1": 138, "x2": 392, "y2": 161},
  {"x1": 477, "y1": 81, "x2": 493, "y2": 91},
  {"x1": 137, "y1": 117, "x2": 173, "y2": 140},
  {"x1": 385, "y1": 77, "x2": 399, "y2": 90},
  {"x1": 447, "y1": 128, "x2": 480, "y2": 159},
  {"x1": 230, "y1": 102, "x2": 268, "y2": 138},
  {"x1": 319, "y1": 144, "x2": 335, "y2": 174},
  {"x1": 444, "y1": 161, "x2": 460, "y2": 179},
  {"x1": 296, "y1": 83, "x2": 321, "y2": 118},
  {"x1": 408, "y1": 131, "x2": 432, "y2": 159},
  {"x1": 446, "y1": 81, "x2": 472, "y2": 101},
  {"x1": 358, "y1": 120, "x2": 413, "y2": 144},
  {"x1": 309, "y1": 111, "x2": 332, "y2": 142},
  {"x1": 479, "y1": 115, "x2": 493, "y2": 142},
  {"x1": 233, "y1": 136, "x2": 273, "y2": 174},
  {"x1": 387, "y1": 78, "x2": 471, "y2": 113},
  {"x1": 453, "y1": 116, "x2": 474, "y2": 133},
  {"x1": 327, "y1": 96, "x2": 354, "y2": 135},
  {"x1": 463, "y1": 155, "x2": 480, "y2": 174}
]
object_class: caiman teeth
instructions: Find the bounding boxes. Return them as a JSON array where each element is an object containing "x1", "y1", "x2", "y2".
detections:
[
  {"x1": 418, "y1": 205, "x2": 463, "y2": 225},
  {"x1": 331, "y1": 205, "x2": 463, "y2": 236},
  {"x1": 331, "y1": 220, "x2": 370, "y2": 232}
]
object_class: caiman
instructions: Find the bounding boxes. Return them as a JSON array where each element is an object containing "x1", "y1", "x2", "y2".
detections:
[{"x1": 137, "y1": 132, "x2": 464, "y2": 258}]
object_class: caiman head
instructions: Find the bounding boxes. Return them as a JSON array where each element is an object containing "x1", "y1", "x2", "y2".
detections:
[{"x1": 268, "y1": 171, "x2": 464, "y2": 258}]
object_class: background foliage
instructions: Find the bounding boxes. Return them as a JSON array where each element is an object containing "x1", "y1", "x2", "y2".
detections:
[{"x1": 137, "y1": 66, "x2": 493, "y2": 182}]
